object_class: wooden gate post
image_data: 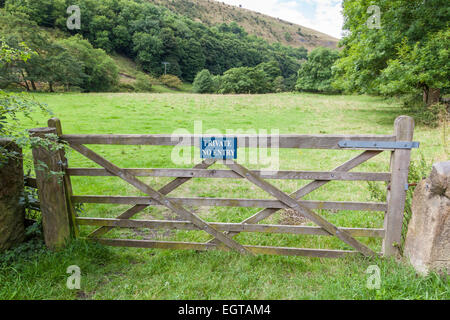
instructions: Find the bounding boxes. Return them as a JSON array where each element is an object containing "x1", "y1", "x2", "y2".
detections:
[
  {"x1": 48, "y1": 118, "x2": 79, "y2": 237},
  {"x1": 383, "y1": 116, "x2": 414, "y2": 257},
  {"x1": 30, "y1": 127, "x2": 71, "y2": 250}
]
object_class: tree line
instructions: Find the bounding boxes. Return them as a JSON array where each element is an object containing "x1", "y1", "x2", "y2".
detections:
[
  {"x1": 2, "y1": 0, "x2": 307, "y2": 88},
  {"x1": 0, "y1": 0, "x2": 448, "y2": 114}
]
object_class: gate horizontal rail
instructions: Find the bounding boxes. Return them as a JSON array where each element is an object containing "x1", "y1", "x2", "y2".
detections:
[
  {"x1": 60, "y1": 133, "x2": 397, "y2": 149},
  {"x1": 72, "y1": 196, "x2": 387, "y2": 211},
  {"x1": 76, "y1": 217, "x2": 385, "y2": 238},
  {"x1": 30, "y1": 116, "x2": 417, "y2": 258},
  {"x1": 67, "y1": 168, "x2": 391, "y2": 181}
]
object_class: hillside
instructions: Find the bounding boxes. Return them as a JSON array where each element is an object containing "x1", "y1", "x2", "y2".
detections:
[{"x1": 148, "y1": 0, "x2": 339, "y2": 50}]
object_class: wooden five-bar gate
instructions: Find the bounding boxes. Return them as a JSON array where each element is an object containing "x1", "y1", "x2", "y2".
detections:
[{"x1": 29, "y1": 116, "x2": 417, "y2": 258}]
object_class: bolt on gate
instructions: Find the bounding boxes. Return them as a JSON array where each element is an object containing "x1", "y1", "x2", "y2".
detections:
[{"x1": 29, "y1": 116, "x2": 418, "y2": 257}]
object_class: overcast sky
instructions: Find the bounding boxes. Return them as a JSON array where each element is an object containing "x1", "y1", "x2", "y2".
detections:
[{"x1": 217, "y1": 0, "x2": 344, "y2": 39}]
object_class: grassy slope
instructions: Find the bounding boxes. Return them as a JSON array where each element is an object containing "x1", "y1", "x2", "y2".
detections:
[
  {"x1": 148, "y1": 0, "x2": 339, "y2": 50},
  {"x1": 1, "y1": 93, "x2": 448, "y2": 299},
  {"x1": 111, "y1": 54, "x2": 192, "y2": 93}
]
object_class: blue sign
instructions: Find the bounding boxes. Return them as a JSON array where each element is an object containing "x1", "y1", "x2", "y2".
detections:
[{"x1": 200, "y1": 137, "x2": 237, "y2": 159}]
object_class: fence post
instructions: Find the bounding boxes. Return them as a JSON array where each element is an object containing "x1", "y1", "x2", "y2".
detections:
[
  {"x1": 30, "y1": 127, "x2": 71, "y2": 250},
  {"x1": 48, "y1": 118, "x2": 79, "y2": 237},
  {"x1": 383, "y1": 116, "x2": 414, "y2": 257}
]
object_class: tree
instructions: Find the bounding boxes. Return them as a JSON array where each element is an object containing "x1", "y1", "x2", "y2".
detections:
[
  {"x1": 193, "y1": 69, "x2": 214, "y2": 93},
  {"x1": 334, "y1": 0, "x2": 449, "y2": 101},
  {"x1": 0, "y1": 40, "x2": 49, "y2": 165},
  {"x1": 379, "y1": 30, "x2": 449, "y2": 105},
  {"x1": 219, "y1": 65, "x2": 271, "y2": 94},
  {"x1": 296, "y1": 47, "x2": 339, "y2": 93},
  {"x1": 4, "y1": 0, "x2": 308, "y2": 84},
  {"x1": 58, "y1": 35, "x2": 119, "y2": 92}
]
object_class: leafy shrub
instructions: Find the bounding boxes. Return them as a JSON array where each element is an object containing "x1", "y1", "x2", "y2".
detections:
[
  {"x1": 159, "y1": 74, "x2": 183, "y2": 89},
  {"x1": 117, "y1": 82, "x2": 136, "y2": 92},
  {"x1": 284, "y1": 32, "x2": 292, "y2": 42},
  {"x1": 134, "y1": 74, "x2": 153, "y2": 92},
  {"x1": 193, "y1": 69, "x2": 214, "y2": 93}
]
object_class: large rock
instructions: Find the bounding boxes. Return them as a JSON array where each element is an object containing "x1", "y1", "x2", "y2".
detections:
[
  {"x1": 404, "y1": 161, "x2": 450, "y2": 275},
  {"x1": 0, "y1": 139, "x2": 25, "y2": 251}
]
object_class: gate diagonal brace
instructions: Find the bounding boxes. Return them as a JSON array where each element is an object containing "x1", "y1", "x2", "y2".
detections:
[
  {"x1": 224, "y1": 161, "x2": 376, "y2": 257},
  {"x1": 88, "y1": 159, "x2": 216, "y2": 238},
  {"x1": 69, "y1": 143, "x2": 252, "y2": 255},
  {"x1": 208, "y1": 150, "x2": 382, "y2": 244}
]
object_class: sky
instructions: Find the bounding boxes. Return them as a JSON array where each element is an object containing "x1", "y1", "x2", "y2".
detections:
[{"x1": 217, "y1": 0, "x2": 344, "y2": 39}]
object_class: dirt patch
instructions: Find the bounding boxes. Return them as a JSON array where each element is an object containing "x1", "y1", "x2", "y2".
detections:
[{"x1": 279, "y1": 208, "x2": 308, "y2": 225}]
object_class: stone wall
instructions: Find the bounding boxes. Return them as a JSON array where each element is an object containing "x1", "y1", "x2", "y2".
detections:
[
  {"x1": 404, "y1": 161, "x2": 450, "y2": 275},
  {"x1": 0, "y1": 139, "x2": 25, "y2": 252}
]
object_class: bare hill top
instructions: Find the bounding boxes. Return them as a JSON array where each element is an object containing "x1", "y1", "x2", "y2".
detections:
[{"x1": 148, "y1": 0, "x2": 339, "y2": 50}]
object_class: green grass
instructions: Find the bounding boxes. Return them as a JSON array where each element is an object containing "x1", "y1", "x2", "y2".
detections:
[{"x1": 1, "y1": 92, "x2": 448, "y2": 299}]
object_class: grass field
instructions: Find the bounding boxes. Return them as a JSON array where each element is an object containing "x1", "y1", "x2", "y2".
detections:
[{"x1": 1, "y1": 92, "x2": 448, "y2": 299}]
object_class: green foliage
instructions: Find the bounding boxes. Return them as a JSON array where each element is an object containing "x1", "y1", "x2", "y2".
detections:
[
  {"x1": 379, "y1": 30, "x2": 450, "y2": 97},
  {"x1": 0, "y1": 12, "x2": 118, "y2": 92},
  {"x1": 273, "y1": 76, "x2": 285, "y2": 93},
  {"x1": 0, "y1": 40, "x2": 58, "y2": 167},
  {"x1": 334, "y1": 0, "x2": 449, "y2": 96},
  {"x1": 284, "y1": 32, "x2": 293, "y2": 42},
  {"x1": 218, "y1": 66, "x2": 271, "y2": 94},
  {"x1": 58, "y1": 35, "x2": 119, "y2": 92},
  {"x1": 0, "y1": 221, "x2": 45, "y2": 266},
  {"x1": 4, "y1": 0, "x2": 307, "y2": 82},
  {"x1": 295, "y1": 47, "x2": 339, "y2": 93},
  {"x1": 159, "y1": 74, "x2": 182, "y2": 89},
  {"x1": 193, "y1": 69, "x2": 214, "y2": 93},
  {"x1": 134, "y1": 74, "x2": 153, "y2": 92}
]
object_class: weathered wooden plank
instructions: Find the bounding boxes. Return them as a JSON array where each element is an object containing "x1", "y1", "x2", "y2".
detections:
[
  {"x1": 69, "y1": 143, "x2": 252, "y2": 255},
  {"x1": 29, "y1": 127, "x2": 71, "y2": 250},
  {"x1": 383, "y1": 116, "x2": 414, "y2": 257},
  {"x1": 87, "y1": 160, "x2": 216, "y2": 238},
  {"x1": 67, "y1": 168, "x2": 391, "y2": 181},
  {"x1": 90, "y1": 238, "x2": 364, "y2": 258},
  {"x1": 224, "y1": 161, "x2": 376, "y2": 257},
  {"x1": 76, "y1": 217, "x2": 385, "y2": 238},
  {"x1": 61, "y1": 134, "x2": 396, "y2": 149},
  {"x1": 72, "y1": 195, "x2": 387, "y2": 211},
  {"x1": 48, "y1": 118, "x2": 79, "y2": 237}
]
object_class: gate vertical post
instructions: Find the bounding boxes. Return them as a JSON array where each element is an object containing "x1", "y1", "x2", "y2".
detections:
[
  {"x1": 30, "y1": 127, "x2": 71, "y2": 250},
  {"x1": 383, "y1": 116, "x2": 414, "y2": 257},
  {"x1": 48, "y1": 118, "x2": 79, "y2": 237}
]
